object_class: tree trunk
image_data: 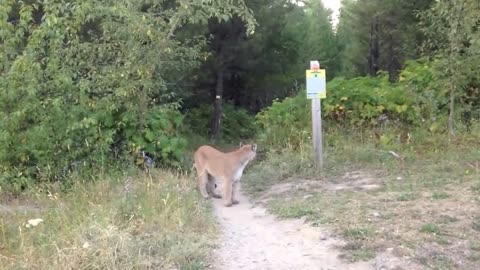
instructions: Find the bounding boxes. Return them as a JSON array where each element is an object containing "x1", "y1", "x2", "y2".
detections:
[
  {"x1": 368, "y1": 18, "x2": 380, "y2": 76},
  {"x1": 211, "y1": 68, "x2": 224, "y2": 143},
  {"x1": 387, "y1": 33, "x2": 400, "y2": 82},
  {"x1": 448, "y1": 83, "x2": 455, "y2": 137}
]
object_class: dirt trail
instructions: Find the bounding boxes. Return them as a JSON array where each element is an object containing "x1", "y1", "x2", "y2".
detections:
[{"x1": 211, "y1": 185, "x2": 374, "y2": 270}]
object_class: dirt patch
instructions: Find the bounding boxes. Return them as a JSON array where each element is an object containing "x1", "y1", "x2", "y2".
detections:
[
  {"x1": 375, "y1": 249, "x2": 424, "y2": 270},
  {"x1": 262, "y1": 170, "x2": 383, "y2": 200},
  {"x1": 261, "y1": 180, "x2": 323, "y2": 198},
  {"x1": 371, "y1": 187, "x2": 480, "y2": 269},
  {"x1": 326, "y1": 170, "x2": 383, "y2": 191},
  {"x1": 0, "y1": 199, "x2": 45, "y2": 214}
]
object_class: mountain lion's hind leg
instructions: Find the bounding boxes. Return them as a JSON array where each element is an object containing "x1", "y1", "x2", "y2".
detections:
[{"x1": 207, "y1": 175, "x2": 222, "y2": 199}]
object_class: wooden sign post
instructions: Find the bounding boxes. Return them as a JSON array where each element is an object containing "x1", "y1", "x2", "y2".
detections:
[{"x1": 306, "y1": 61, "x2": 326, "y2": 170}]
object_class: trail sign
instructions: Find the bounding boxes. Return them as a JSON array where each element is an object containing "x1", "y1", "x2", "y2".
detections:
[{"x1": 306, "y1": 69, "x2": 326, "y2": 99}]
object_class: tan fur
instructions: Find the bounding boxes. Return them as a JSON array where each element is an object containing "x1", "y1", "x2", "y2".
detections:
[{"x1": 193, "y1": 143, "x2": 257, "y2": 207}]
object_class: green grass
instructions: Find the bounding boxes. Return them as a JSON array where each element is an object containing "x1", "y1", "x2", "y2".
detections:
[
  {"x1": 340, "y1": 244, "x2": 377, "y2": 262},
  {"x1": 397, "y1": 191, "x2": 419, "y2": 201},
  {"x1": 342, "y1": 227, "x2": 376, "y2": 240},
  {"x1": 432, "y1": 191, "x2": 450, "y2": 200},
  {"x1": 421, "y1": 223, "x2": 441, "y2": 234},
  {"x1": 0, "y1": 170, "x2": 215, "y2": 270}
]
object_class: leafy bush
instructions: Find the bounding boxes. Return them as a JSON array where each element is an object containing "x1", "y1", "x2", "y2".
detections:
[
  {"x1": 185, "y1": 103, "x2": 257, "y2": 142},
  {"x1": 255, "y1": 94, "x2": 310, "y2": 150},
  {"x1": 121, "y1": 107, "x2": 188, "y2": 169}
]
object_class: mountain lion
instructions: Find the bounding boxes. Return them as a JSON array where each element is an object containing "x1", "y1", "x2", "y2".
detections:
[{"x1": 193, "y1": 143, "x2": 257, "y2": 207}]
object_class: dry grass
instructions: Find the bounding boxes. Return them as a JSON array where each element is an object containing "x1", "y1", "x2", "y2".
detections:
[
  {"x1": 0, "y1": 170, "x2": 215, "y2": 270},
  {"x1": 244, "y1": 129, "x2": 480, "y2": 269}
]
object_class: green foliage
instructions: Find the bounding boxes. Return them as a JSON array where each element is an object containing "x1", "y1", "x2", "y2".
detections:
[
  {"x1": 126, "y1": 107, "x2": 187, "y2": 168},
  {"x1": 0, "y1": 0, "x2": 256, "y2": 190},
  {"x1": 420, "y1": 0, "x2": 480, "y2": 134},
  {"x1": 255, "y1": 57, "x2": 466, "y2": 149},
  {"x1": 322, "y1": 75, "x2": 415, "y2": 126},
  {"x1": 421, "y1": 223, "x2": 441, "y2": 234},
  {"x1": 255, "y1": 94, "x2": 310, "y2": 150},
  {"x1": 185, "y1": 103, "x2": 256, "y2": 142}
]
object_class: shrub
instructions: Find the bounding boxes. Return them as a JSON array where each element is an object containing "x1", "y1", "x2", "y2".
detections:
[{"x1": 255, "y1": 59, "x2": 456, "y2": 150}]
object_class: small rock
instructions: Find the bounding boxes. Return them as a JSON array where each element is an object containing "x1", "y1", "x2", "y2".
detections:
[
  {"x1": 373, "y1": 212, "x2": 381, "y2": 217},
  {"x1": 26, "y1": 218, "x2": 43, "y2": 228},
  {"x1": 303, "y1": 195, "x2": 313, "y2": 199},
  {"x1": 319, "y1": 235, "x2": 328, "y2": 241},
  {"x1": 396, "y1": 176, "x2": 403, "y2": 180}
]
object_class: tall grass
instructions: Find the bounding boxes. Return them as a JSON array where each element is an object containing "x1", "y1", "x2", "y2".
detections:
[{"x1": 0, "y1": 170, "x2": 215, "y2": 270}]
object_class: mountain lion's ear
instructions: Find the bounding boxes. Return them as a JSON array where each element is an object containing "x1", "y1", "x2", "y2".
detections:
[
  {"x1": 252, "y1": 144, "x2": 257, "y2": 152},
  {"x1": 239, "y1": 142, "x2": 244, "y2": 148}
]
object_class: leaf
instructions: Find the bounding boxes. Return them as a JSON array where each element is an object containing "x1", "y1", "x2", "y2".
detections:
[
  {"x1": 145, "y1": 130, "x2": 155, "y2": 142},
  {"x1": 395, "y1": 105, "x2": 408, "y2": 113}
]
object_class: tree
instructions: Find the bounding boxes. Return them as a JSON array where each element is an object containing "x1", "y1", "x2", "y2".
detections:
[
  {"x1": 300, "y1": 0, "x2": 339, "y2": 77},
  {"x1": 421, "y1": 0, "x2": 480, "y2": 135},
  {"x1": 336, "y1": 0, "x2": 434, "y2": 81},
  {"x1": 186, "y1": 0, "x2": 309, "y2": 141}
]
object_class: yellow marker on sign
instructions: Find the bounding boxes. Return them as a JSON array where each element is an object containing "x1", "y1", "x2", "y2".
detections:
[{"x1": 306, "y1": 69, "x2": 326, "y2": 99}]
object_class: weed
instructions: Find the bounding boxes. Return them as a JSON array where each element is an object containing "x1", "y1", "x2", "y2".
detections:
[
  {"x1": 435, "y1": 235, "x2": 451, "y2": 246},
  {"x1": 397, "y1": 192, "x2": 419, "y2": 201},
  {"x1": 472, "y1": 216, "x2": 480, "y2": 232},
  {"x1": 421, "y1": 223, "x2": 441, "y2": 234},
  {"x1": 470, "y1": 241, "x2": 480, "y2": 251},
  {"x1": 472, "y1": 182, "x2": 480, "y2": 195},
  {"x1": 342, "y1": 227, "x2": 376, "y2": 240},
  {"x1": 437, "y1": 215, "x2": 459, "y2": 224},
  {"x1": 431, "y1": 191, "x2": 450, "y2": 200},
  {"x1": 340, "y1": 241, "x2": 376, "y2": 262},
  {"x1": 417, "y1": 253, "x2": 454, "y2": 270}
]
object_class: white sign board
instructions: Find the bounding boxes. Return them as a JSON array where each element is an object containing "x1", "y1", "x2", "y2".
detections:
[{"x1": 306, "y1": 69, "x2": 326, "y2": 99}]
